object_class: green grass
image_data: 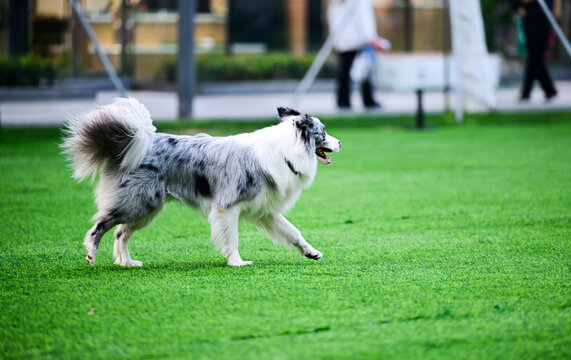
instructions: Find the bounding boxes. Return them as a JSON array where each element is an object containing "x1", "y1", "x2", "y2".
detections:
[{"x1": 1, "y1": 113, "x2": 570, "y2": 359}]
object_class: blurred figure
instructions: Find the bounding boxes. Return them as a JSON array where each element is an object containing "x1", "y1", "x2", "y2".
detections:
[
  {"x1": 513, "y1": 0, "x2": 558, "y2": 101},
  {"x1": 328, "y1": 0, "x2": 389, "y2": 110}
]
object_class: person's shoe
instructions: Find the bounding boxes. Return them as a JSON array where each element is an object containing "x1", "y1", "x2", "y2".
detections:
[
  {"x1": 545, "y1": 91, "x2": 557, "y2": 102},
  {"x1": 365, "y1": 102, "x2": 382, "y2": 111},
  {"x1": 337, "y1": 105, "x2": 352, "y2": 113},
  {"x1": 518, "y1": 95, "x2": 530, "y2": 103}
]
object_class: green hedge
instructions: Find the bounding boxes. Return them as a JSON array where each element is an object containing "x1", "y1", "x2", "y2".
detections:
[
  {"x1": 160, "y1": 53, "x2": 337, "y2": 82},
  {"x1": 0, "y1": 55, "x2": 56, "y2": 87}
]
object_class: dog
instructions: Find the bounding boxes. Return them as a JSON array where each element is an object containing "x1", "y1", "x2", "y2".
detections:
[{"x1": 62, "y1": 98, "x2": 341, "y2": 266}]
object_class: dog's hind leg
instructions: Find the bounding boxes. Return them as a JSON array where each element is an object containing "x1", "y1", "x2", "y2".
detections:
[
  {"x1": 255, "y1": 214, "x2": 322, "y2": 260},
  {"x1": 113, "y1": 225, "x2": 143, "y2": 267},
  {"x1": 83, "y1": 217, "x2": 117, "y2": 264},
  {"x1": 111, "y1": 203, "x2": 164, "y2": 267},
  {"x1": 208, "y1": 205, "x2": 252, "y2": 266}
]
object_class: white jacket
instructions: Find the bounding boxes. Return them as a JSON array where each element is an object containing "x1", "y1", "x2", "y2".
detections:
[{"x1": 327, "y1": 0, "x2": 378, "y2": 52}]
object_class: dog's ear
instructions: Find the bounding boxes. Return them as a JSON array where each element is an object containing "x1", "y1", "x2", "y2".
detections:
[
  {"x1": 277, "y1": 107, "x2": 300, "y2": 119},
  {"x1": 295, "y1": 114, "x2": 314, "y2": 130}
]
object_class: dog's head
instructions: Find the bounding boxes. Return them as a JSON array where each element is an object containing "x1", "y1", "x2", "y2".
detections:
[{"x1": 277, "y1": 107, "x2": 341, "y2": 165}]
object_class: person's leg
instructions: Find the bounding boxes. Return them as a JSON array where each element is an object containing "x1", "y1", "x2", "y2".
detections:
[
  {"x1": 336, "y1": 50, "x2": 358, "y2": 108},
  {"x1": 362, "y1": 78, "x2": 379, "y2": 108},
  {"x1": 521, "y1": 37, "x2": 536, "y2": 99},
  {"x1": 532, "y1": 32, "x2": 557, "y2": 98}
]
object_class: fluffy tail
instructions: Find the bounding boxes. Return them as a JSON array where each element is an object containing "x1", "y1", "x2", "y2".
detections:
[{"x1": 62, "y1": 97, "x2": 156, "y2": 181}]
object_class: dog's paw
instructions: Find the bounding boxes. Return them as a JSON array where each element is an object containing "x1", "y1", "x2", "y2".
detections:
[
  {"x1": 116, "y1": 259, "x2": 143, "y2": 267},
  {"x1": 85, "y1": 248, "x2": 95, "y2": 265},
  {"x1": 304, "y1": 250, "x2": 323, "y2": 260},
  {"x1": 227, "y1": 260, "x2": 253, "y2": 267},
  {"x1": 126, "y1": 260, "x2": 143, "y2": 267}
]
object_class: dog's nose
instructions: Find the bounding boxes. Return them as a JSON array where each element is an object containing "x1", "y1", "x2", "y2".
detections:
[{"x1": 338, "y1": 141, "x2": 342, "y2": 148}]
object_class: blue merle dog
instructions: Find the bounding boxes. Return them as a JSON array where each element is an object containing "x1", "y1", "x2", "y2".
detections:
[{"x1": 63, "y1": 98, "x2": 341, "y2": 266}]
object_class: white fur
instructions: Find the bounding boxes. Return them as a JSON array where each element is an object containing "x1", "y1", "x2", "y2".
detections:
[
  {"x1": 237, "y1": 120, "x2": 317, "y2": 218},
  {"x1": 114, "y1": 98, "x2": 156, "y2": 173},
  {"x1": 62, "y1": 97, "x2": 155, "y2": 181}
]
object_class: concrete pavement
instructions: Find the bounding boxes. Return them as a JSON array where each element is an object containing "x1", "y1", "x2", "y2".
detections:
[{"x1": 1, "y1": 81, "x2": 569, "y2": 126}]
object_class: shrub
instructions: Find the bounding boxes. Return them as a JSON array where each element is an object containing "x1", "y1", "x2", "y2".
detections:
[
  {"x1": 160, "y1": 53, "x2": 337, "y2": 82},
  {"x1": 0, "y1": 55, "x2": 56, "y2": 87}
]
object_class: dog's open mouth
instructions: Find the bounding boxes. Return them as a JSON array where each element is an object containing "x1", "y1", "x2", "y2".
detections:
[{"x1": 316, "y1": 147, "x2": 332, "y2": 165}]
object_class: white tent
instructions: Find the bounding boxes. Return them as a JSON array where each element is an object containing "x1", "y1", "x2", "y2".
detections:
[{"x1": 448, "y1": 0, "x2": 496, "y2": 121}]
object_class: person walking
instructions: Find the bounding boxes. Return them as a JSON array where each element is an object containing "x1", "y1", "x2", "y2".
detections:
[
  {"x1": 513, "y1": 0, "x2": 558, "y2": 101},
  {"x1": 327, "y1": 0, "x2": 388, "y2": 110}
]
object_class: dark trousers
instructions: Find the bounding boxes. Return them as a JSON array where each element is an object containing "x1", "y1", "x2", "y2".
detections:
[
  {"x1": 336, "y1": 50, "x2": 377, "y2": 108},
  {"x1": 522, "y1": 30, "x2": 557, "y2": 98}
]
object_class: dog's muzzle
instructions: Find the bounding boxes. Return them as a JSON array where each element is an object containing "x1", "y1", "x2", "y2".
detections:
[{"x1": 316, "y1": 136, "x2": 341, "y2": 165}]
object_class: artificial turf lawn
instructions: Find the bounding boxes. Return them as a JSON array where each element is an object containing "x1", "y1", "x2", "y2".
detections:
[{"x1": 0, "y1": 113, "x2": 569, "y2": 359}]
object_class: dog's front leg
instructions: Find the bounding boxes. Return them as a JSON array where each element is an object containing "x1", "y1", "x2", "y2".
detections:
[
  {"x1": 208, "y1": 205, "x2": 252, "y2": 266},
  {"x1": 256, "y1": 214, "x2": 322, "y2": 260}
]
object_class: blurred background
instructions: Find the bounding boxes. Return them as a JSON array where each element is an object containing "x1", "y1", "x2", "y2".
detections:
[{"x1": 0, "y1": 0, "x2": 569, "y2": 123}]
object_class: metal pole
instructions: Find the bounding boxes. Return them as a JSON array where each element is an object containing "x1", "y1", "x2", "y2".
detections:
[
  {"x1": 448, "y1": 0, "x2": 464, "y2": 123},
  {"x1": 537, "y1": 0, "x2": 571, "y2": 58},
  {"x1": 404, "y1": 0, "x2": 413, "y2": 52},
  {"x1": 71, "y1": 2, "x2": 81, "y2": 78},
  {"x1": 69, "y1": 0, "x2": 126, "y2": 97},
  {"x1": 442, "y1": 0, "x2": 450, "y2": 113},
  {"x1": 178, "y1": 0, "x2": 196, "y2": 120},
  {"x1": 120, "y1": 0, "x2": 132, "y2": 77},
  {"x1": 226, "y1": 0, "x2": 234, "y2": 54},
  {"x1": 8, "y1": 0, "x2": 31, "y2": 55},
  {"x1": 415, "y1": 89, "x2": 425, "y2": 129}
]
